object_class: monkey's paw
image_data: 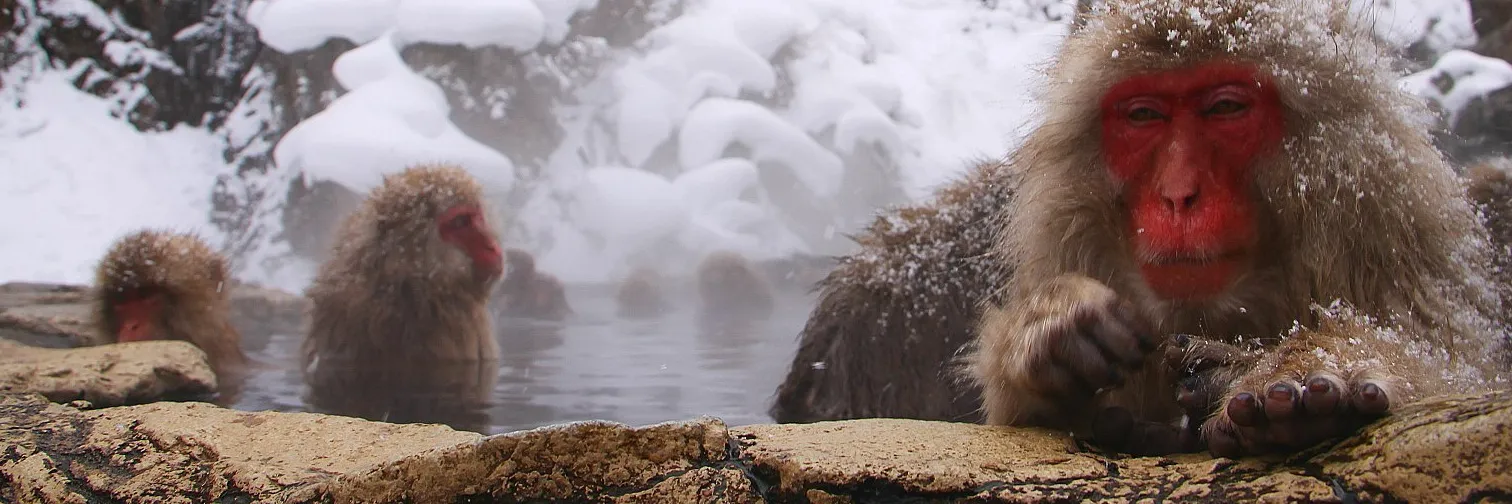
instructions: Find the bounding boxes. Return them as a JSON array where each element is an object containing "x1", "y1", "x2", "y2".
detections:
[
  {"x1": 1018, "y1": 285, "x2": 1159, "y2": 406},
  {"x1": 1202, "y1": 372, "x2": 1392, "y2": 457}
]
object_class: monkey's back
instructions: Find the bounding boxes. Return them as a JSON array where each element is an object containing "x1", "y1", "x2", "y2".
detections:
[{"x1": 769, "y1": 160, "x2": 1015, "y2": 424}]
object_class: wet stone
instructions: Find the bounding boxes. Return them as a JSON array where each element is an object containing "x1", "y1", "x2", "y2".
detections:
[
  {"x1": 0, "y1": 340, "x2": 217, "y2": 407},
  {"x1": 0, "y1": 390, "x2": 1507, "y2": 503}
]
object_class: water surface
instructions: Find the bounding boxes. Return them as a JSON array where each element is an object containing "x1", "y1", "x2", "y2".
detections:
[{"x1": 230, "y1": 284, "x2": 814, "y2": 435}]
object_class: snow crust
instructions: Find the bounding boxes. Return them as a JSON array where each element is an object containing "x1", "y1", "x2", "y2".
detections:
[
  {"x1": 273, "y1": 34, "x2": 516, "y2": 195},
  {"x1": 247, "y1": 0, "x2": 398, "y2": 53},
  {"x1": 249, "y1": 0, "x2": 593, "y2": 52},
  {"x1": 1400, "y1": 49, "x2": 1512, "y2": 126},
  {"x1": 392, "y1": 0, "x2": 546, "y2": 51},
  {"x1": 0, "y1": 73, "x2": 225, "y2": 284}
]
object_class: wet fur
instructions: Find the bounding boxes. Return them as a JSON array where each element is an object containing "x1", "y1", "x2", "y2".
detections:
[
  {"x1": 93, "y1": 229, "x2": 248, "y2": 378},
  {"x1": 697, "y1": 251, "x2": 776, "y2": 320},
  {"x1": 967, "y1": 0, "x2": 1509, "y2": 440},
  {"x1": 302, "y1": 164, "x2": 501, "y2": 382},
  {"x1": 493, "y1": 248, "x2": 572, "y2": 321},
  {"x1": 769, "y1": 160, "x2": 1014, "y2": 423},
  {"x1": 617, "y1": 267, "x2": 670, "y2": 319}
]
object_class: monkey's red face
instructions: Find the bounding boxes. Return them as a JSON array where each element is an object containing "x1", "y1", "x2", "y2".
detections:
[
  {"x1": 1099, "y1": 62, "x2": 1285, "y2": 301},
  {"x1": 438, "y1": 204, "x2": 505, "y2": 279},
  {"x1": 113, "y1": 291, "x2": 162, "y2": 343}
]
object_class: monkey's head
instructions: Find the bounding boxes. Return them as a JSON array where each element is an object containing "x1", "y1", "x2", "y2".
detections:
[
  {"x1": 93, "y1": 230, "x2": 229, "y2": 344},
  {"x1": 697, "y1": 251, "x2": 769, "y2": 303},
  {"x1": 361, "y1": 164, "x2": 505, "y2": 292},
  {"x1": 1007, "y1": 0, "x2": 1484, "y2": 317},
  {"x1": 502, "y1": 248, "x2": 536, "y2": 289}
]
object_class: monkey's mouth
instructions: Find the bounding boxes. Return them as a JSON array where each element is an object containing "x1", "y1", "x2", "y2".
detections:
[{"x1": 1138, "y1": 249, "x2": 1249, "y2": 301}]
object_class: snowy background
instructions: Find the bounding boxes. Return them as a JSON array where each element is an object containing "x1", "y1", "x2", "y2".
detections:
[{"x1": 0, "y1": 0, "x2": 1497, "y2": 292}]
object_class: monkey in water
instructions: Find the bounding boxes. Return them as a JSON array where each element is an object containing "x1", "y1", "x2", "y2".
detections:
[
  {"x1": 92, "y1": 229, "x2": 249, "y2": 381},
  {"x1": 301, "y1": 164, "x2": 504, "y2": 429},
  {"x1": 616, "y1": 267, "x2": 670, "y2": 319},
  {"x1": 696, "y1": 250, "x2": 775, "y2": 321},
  {"x1": 492, "y1": 248, "x2": 572, "y2": 321},
  {"x1": 776, "y1": 0, "x2": 1511, "y2": 458}
]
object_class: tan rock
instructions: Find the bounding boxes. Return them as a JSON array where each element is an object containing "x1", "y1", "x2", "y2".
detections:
[
  {"x1": 0, "y1": 340, "x2": 216, "y2": 406},
  {"x1": 1, "y1": 391, "x2": 1507, "y2": 503},
  {"x1": 297, "y1": 415, "x2": 738, "y2": 503},
  {"x1": 0, "y1": 281, "x2": 308, "y2": 349},
  {"x1": 0, "y1": 393, "x2": 480, "y2": 503},
  {"x1": 0, "y1": 282, "x2": 98, "y2": 347}
]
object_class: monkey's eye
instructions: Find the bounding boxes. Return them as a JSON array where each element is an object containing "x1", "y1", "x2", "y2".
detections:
[
  {"x1": 1205, "y1": 99, "x2": 1248, "y2": 116},
  {"x1": 447, "y1": 214, "x2": 471, "y2": 229},
  {"x1": 1125, "y1": 105, "x2": 1166, "y2": 124}
]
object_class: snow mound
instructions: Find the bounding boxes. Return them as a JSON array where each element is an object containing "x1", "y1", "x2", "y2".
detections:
[
  {"x1": 0, "y1": 73, "x2": 225, "y2": 284},
  {"x1": 1400, "y1": 49, "x2": 1512, "y2": 125},
  {"x1": 273, "y1": 35, "x2": 516, "y2": 195},
  {"x1": 678, "y1": 97, "x2": 844, "y2": 198},
  {"x1": 392, "y1": 0, "x2": 546, "y2": 51},
  {"x1": 247, "y1": 0, "x2": 399, "y2": 53}
]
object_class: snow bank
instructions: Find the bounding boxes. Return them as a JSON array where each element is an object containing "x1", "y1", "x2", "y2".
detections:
[
  {"x1": 0, "y1": 73, "x2": 225, "y2": 284},
  {"x1": 247, "y1": 0, "x2": 399, "y2": 53},
  {"x1": 1400, "y1": 49, "x2": 1512, "y2": 125},
  {"x1": 1351, "y1": 0, "x2": 1474, "y2": 55},
  {"x1": 678, "y1": 98, "x2": 843, "y2": 198},
  {"x1": 273, "y1": 34, "x2": 516, "y2": 195},
  {"x1": 392, "y1": 0, "x2": 546, "y2": 51},
  {"x1": 250, "y1": 0, "x2": 557, "y2": 53}
]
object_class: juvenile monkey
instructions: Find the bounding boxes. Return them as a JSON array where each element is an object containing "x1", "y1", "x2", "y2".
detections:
[
  {"x1": 302, "y1": 164, "x2": 504, "y2": 427},
  {"x1": 969, "y1": 0, "x2": 1508, "y2": 457},
  {"x1": 616, "y1": 267, "x2": 670, "y2": 319},
  {"x1": 493, "y1": 248, "x2": 572, "y2": 321},
  {"x1": 93, "y1": 229, "x2": 249, "y2": 379},
  {"x1": 696, "y1": 250, "x2": 775, "y2": 320}
]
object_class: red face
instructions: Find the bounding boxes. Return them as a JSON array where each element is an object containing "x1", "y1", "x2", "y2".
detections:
[
  {"x1": 438, "y1": 204, "x2": 505, "y2": 279},
  {"x1": 1099, "y1": 62, "x2": 1285, "y2": 301},
  {"x1": 113, "y1": 293, "x2": 162, "y2": 343}
]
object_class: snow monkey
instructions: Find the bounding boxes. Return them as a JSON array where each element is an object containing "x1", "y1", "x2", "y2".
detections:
[
  {"x1": 780, "y1": 0, "x2": 1512, "y2": 458},
  {"x1": 93, "y1": 229, "x2": 249, "y2": 379},
  {"x1": 302, "y1": 164, "x2": 505, "y2": 423},
  {"x1": 770, "y1": 160, "x2": 1011, "y2": 424},
  {"x1": 696, "y1": 250, "x2": 775, "y2": 320},
  {"x1": 616, "y1": 267, "x2": 670, "y2": 319},
  {"x1": 492, "y1": 248, "x2": 572, "y2": 321}
]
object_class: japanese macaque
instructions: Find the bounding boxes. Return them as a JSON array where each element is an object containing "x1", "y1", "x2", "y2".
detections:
[
  {"x1": 970, "y1": 0, "x2": 1508, "y2": 457},
  {"x1": 775, "y1": 0, "x2": 1511, "y2": 457},
  {"x1": 770, "y1": 162, "x2": 1010, "y2": 424},
  {"x1": 92, "y1": 230, "x2": 249, "y2": 379},
  {"x1": 302, "y1": 164, "x2": 504, "y2": 429},
  {"x1": 696, "y1": 250, "x2": 775, "y2": 320},
  {"x1": 493, "y1": 248, "x2": 572, "y2": 321},
  {"x1": 616, "y1": 267, "x2": 670, "y2": 319}
]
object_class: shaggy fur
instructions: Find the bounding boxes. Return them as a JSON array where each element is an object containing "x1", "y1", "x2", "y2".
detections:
[
  {"x1": 302, "y1": 163, "x2": 501, "y2": 383},
  {"x1": 968, "y1": 0, "x2": 1508, "y2": 440},
  {"x1": 769, "y1": 159, "x2": 1015, "y2": 423},
  {"x1": 93, "y1": 229, "x2": 248, "y2": 377}
]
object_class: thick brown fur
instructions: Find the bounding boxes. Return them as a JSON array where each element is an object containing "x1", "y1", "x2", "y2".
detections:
[
  {"x1": 93, "y1": 229, "x2": 248, "y2": 378},
  {"x1": 769, "y1": 160, "x2": 1014, "y2": 423},
  {"x1": 493, "y1": 248, "x2": 572, "y2": 321},
  {"x1": 696, "y1": 250, "x2": 776, "y2": 320},
  {"x1": 617, "y1": 267, "x2": 670, "y2": 319},
  {"x1": 302, "y1": 164, "x2": 502, "y2": 425},
  {"x1": 966, "y1": 0, "x2": 1509, "y2": 455}
]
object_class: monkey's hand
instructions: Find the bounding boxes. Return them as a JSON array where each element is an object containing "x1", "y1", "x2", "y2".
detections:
[
  {"x1": 1199, "y1": 325, "x2": 1401, "y2": 458},
  {"x1": 1090, "y1": 335, "x2": 1256, "y2": 455},
  {"x1": 975, "y1": 275, "x2": 1158, "y2": 426}
]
